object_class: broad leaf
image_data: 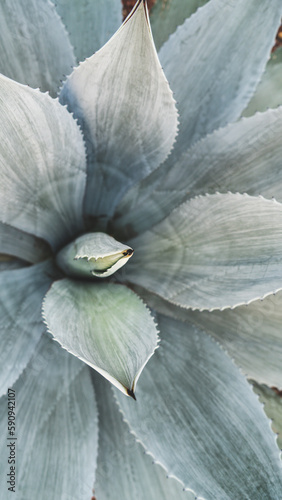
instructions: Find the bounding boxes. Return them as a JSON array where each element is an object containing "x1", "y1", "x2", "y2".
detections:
[
  {"x1": 0, "y1": 222, "x2": 51, "y2": 264},
  {"x1": 0, "y1": 0, "x2": 75, "y2": 96},
  {"x1": 60, "y1": 0, "x2": 178, "y2": 219},
  {"x1": 132, "y1": 284, "x2": 282, "y2": 389},
  {"x1": 252, "y1": 382, "x2": 282, "y2": 450},
  {"x1": 55, "y1": 0, "x2": 122, "y2": 62},
  {"x1": 159, "y1": 0, "x2": 282, "y2": 156},
  {"x1": 125, "y1": 193, "x2": 282, "y2": 310},
  {"x1": 115, "y1": 314, "x2": 282, "y2": 499},
  {"x1": 43, "y1": 280, "x2": 159, "y2": 397},
  {"x1": 243, "y1": 48, "x2": 282, "y2": 117},
  {"x1": 0, "y1": 335, "x2": 98, "y2": 499},
  {"x1": 56, "y1": 232, "x2": 133, "y2": 278},
  {"x1": 0, "y1": 261, "x2": 56, "y2": 397},
  {"x1": 151, "y1": 0, "x2": 209, "y2": 51},
  {"x1": 93, "y1": 373, "x2": 195, "y2": 500},
  {"x1": 115, "y1": 106, "x2": 282, "y2": 238},
  {"x1": 0, "y1": 74, "x2": 86, "y2": 251}
]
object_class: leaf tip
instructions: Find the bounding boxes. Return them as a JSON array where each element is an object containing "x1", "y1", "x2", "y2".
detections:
[{"x1": 127, "y1": 387, "x2": 137, "y2": 401}]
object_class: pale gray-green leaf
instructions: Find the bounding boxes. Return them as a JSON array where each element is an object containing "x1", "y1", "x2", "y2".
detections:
[
  {"x1": 60, "y1": 0, "x2": 178, "y2": 219},
  {"x1": 159, "y1": 0, "x2": 282, "y2": 157},
  {"x1": 56, "y1": 232, "x2": 133, "y2": 278},
  {"x1": 0, "y1": 74, "x2": 86, "y2": 250},
  {"x1": 243, "y1": 48, "x2": 282, "y2": 117},
  {"x1": 43, "y1": 280, "x2": 159, "y2": 397},
  {"x1": 0, "y1": 222, "x2": 51, "y2": 263},
  {"x1": 151, "y1": 0, "x2": 209, "y2": 51},
  {"x1": 0, "y1": 334, "x2": 98, "y2": 499},
  {"x1": 114, "y1": 103, "x2": 282, "y2": 240},
  {"x1": 0, "y1": 0, "x2": 75, "y2": 96},
  {"x1": 115, "y1": 314, "x2": 282, "y2": 499},
  {"x1": 132, "y1": 285, "x2": 282, "y2": 389},
  {"x1": 93, "y1": 373, "x2": 195, "y2": 500},
  {"x1": 0, "y1": 261, "x2": 55, "y2": 398},
  {"x1": 252, "y1": 382, "x2": 282, "y2": 450},
  {"x1": 55, "y1": 0, "x2": 122, "y2": 62},
  {"x1": 125, "y1": 193, "x2": 282, "y2": 310}
]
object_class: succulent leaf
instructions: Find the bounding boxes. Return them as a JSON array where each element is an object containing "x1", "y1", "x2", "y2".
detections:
[
  {"x1": 243, "y1": 47, "x2": 282, "y2": 117},
  {"x1": 0, "y1": 0, "x2": 75, "y2": 96},
  {"x1": 0, "y1": 222, "x2": 51, "y2": 264},
  {"x1": 114, "y1": 107, "x2": 282, "y2": 240},
  {"x1": 150, "y1": 0, "x2": 209, "y2": 51},
  {"x1": 56, "y1": 232, "x2": 133, "y2": 278},
  {"x1": 60, "y1": 0, "x2": 178, "y2": 219},
  {"x1": 0, "y1": 261, "x2": 55, "y2": 398},
  {"x1": 0, "y1": 335, "x2": 98, "y2": 499},
  {"x1": 159, "y1": 0, "x2": 282, "y2": 156},
  {"x1": 54, "y1": 0, "x2": 122, "y2": 63},
  {"x1": 0, "y1": 74, "x2": 87, "y2": 251},
  {"x1": 125, "y1": 193, "x2": 282, "y2": 310},
  {"x1": 93, "y1": 373, "x2": 196, "y2": 500},
  {"x1": 132, "y1": 285, "x2": 282, "y2": 389},
  {"x1": 115, "y1": 314, "x2": 282, "y2": 499},
  {"x1": 43, "y1": 279, "x2": 159, "y2": 397}
]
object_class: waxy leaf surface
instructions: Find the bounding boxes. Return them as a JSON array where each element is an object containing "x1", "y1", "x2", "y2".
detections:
[
  {"x1": 43, "y1": 279, "x2": 159, "y2": 397},
  {"x1": 0, "y1": 261, "x2": 55, "y2": 397},
  {"x1": 115, "y1": 314, "x2": 282, "y2": 499},
  {"x1": 0, "y1": 0, "x2": 75, "y2": 96},
  {"x1": 0, "y1": 74, "x2": 86, "y2": 250},
  {"x1": 60, "y1": 0, "x2": 178, "y2": 219},
  {"x1": 55, "y1": 0, "x2": 122, "y2": 62},
  {"x1": 0, "y1": 335, "x2": 98, "y2": 499},
  {"x1": 93, "y1": 373, "x2": 195, "y2": 500},
  {"x1": 159, "y1": 0, "x2": 282, "y2": 155},
  {"x1": 125, "y1": 193, "x2": 282, "y2": 310}
]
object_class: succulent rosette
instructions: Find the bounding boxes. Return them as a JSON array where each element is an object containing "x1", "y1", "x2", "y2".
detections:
[{"x1": 0, "y1": 0, "x2": 282, "y2": 498}]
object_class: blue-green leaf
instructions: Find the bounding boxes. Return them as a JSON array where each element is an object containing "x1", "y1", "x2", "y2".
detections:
[
  {"x1": 0, "y1": 222, "x2": 51, "y2": 264},
  {"x1": 115, "y1": 314, "x2": 282, "y2": 499},
  {"x1": 93, "y1": 373, "x2": 195, "y2": 500},
  {"x1": 0, "y1": 261, "x2": 55, "y2": 397},
  {"x1": 159, "y1": 0, "x2": 282, "y2": 156},
  {"x1": 125, "y1": 193, "x2": 282, "y2": 310},
  {"x1": 0, "y1": 335, "x2": 98, "y2": 499},
  {"x1": 114, "y1": 106, "x2": 282, "y2": 239},
  {"x1": 132, "y1": 285, "x2": 282, "y2": 389},
  {"x1": 0, "y1": 0, "x2": 75, "y2": 96},
  {"x1": 0, "y1": 74, "x2": 86, "y2": 250},
  {"x1": 43, "y1": 280, "x2": 159, "y2": 397},
  {"x1": 243, "y1": 47, "x2": 282, "y2": 117},
  {"x1": 151, "y1": 0, "x2": 209, "y2": 51},
  {"x1": 60, "y1": 0, "x2": 178, "y2": 220},
  {"x1": 55, "y1": 0, "x2": 122, "y2": 62}
]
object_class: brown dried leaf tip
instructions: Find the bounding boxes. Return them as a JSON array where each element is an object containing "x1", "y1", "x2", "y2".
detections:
[
  {"x1": 272, "y1": 22, "x2": 282, "y2": 52},
  {"x1": 122, "y1": 0, "x2": 157, "y2": 20},
  {"x1": 271, "y1": 386, "x2": 282, "y2": 398}
]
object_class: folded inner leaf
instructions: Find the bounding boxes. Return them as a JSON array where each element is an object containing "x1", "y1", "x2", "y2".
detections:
[{"x1": 125, "y1": 192, "x2": 282, "y2": 310}]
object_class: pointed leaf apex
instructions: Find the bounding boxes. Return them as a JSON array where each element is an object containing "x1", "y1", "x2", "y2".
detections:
[{"x1": 127, "y1": 388, "x2": 137, "y2": 400}]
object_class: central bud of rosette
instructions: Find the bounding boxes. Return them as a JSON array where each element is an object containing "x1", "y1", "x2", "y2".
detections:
[{"x1": 56, "y1": 232, "x2": 133, "y2": 278}]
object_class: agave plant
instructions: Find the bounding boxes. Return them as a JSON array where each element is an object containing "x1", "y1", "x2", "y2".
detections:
[{"x1": 0, "y1": 0, "x2": 282, "y2": 498}]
